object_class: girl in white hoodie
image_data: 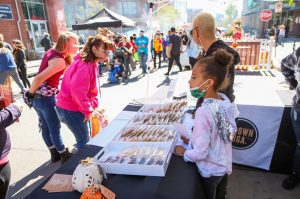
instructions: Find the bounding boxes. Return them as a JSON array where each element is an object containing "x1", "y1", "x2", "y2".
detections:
[{"x1": 175, "y1": 49, "x2": 238, "y2": 199}]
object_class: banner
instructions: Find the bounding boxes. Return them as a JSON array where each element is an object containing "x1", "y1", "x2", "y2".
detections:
[
  {"x1": 0, "y1": 4, "x2": 13, "y2": 20},
  {"x1": 232, "y1": 104, "x2": 284, "y2": 170}
]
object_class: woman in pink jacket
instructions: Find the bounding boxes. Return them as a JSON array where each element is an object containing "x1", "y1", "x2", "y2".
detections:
[{"x1": 56, "y1": 34, "x2": 113, "y2": 150}]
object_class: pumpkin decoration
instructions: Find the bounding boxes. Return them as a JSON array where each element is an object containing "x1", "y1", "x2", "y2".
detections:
[
  {"x1": 80, "y1": 184, "x2": 115, "y2": 199},
  {"x1": 232, "y1": 41, "x2": 239, "y2": 48},
  {"x1": 72, "y1": 157, "x2": 105, "y2": 193},
  {"x1": 80, "y1": 184, "x2": 105, "y2": 199}
]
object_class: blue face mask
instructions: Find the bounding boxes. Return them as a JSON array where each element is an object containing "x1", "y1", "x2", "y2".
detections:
[{"x1": 190, "y1": 80, "x2": 210, "y2": 99}]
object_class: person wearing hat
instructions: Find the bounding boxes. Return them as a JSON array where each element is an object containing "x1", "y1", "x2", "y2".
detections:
[{"x1": 136, "y1": 30, "x2": 149, "y2": 74}]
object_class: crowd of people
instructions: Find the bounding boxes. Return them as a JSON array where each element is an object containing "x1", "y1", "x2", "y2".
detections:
[{"x1": 0, "y1": 11, "x2": 299, "y2": 199}]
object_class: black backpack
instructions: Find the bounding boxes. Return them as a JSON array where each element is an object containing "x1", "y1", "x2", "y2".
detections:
[{"x1": 114, "y1": 48, "x2": 125, "y2": 58}]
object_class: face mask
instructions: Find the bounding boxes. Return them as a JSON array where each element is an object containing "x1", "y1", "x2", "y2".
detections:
[{"x1": 190, "y1": 80, "x2": 210, "y2": 99}]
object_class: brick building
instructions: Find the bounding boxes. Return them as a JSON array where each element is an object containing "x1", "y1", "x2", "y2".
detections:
[
  {"x1": 242, "y1": 0, "x2": 300, "y2": 38},
  {"x1": 0, "y1": 0, "x2": 66, "y2": 56}
]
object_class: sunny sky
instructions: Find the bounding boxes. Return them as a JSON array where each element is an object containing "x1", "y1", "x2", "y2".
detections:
[{"x1": 187, "y1": 0, "x2": 244, "y2": 16}]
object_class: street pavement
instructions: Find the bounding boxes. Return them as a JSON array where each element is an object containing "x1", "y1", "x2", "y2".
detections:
[
  {"x1": 7, "y1": 57, "x2": 300, "y2": 198},
  {"x1": 271, "y1": 39, "x2": 300, "y2": 70}
]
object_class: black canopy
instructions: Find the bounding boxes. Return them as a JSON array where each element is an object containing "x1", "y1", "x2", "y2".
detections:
[{"x1": 72, "y1": 8, "x2": 135, "y2": 30}]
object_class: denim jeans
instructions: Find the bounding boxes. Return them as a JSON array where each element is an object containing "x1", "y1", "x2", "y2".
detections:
[
  {"x1": 138, "y1": 53, "x2": 148, "y2": 74},
  {"x1": 56, "y1": 107, "x2": 90, "y2": 150},
  {"x1": 32, "y1": 95, "x2": 65, "y2": 152},
  {"x1": 0, "y1": 68, "x2": 24, "y2": 90},
  {"x1": 278, "y1": 35, "x2": 284, "y2": 46},
  {"x1": 290, "y1": 107, "x2": 300, "y2": 175}
]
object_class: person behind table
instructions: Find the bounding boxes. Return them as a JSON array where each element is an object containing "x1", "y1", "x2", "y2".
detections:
[
  {"x1": 56, "y1": 34, "x2": 114, "y2": 150},
  {"x1": 281, "y1": 47, "x2": 300, "y2": 190},
  {"x1": 175, "y1": 49, "x2": 237, "y2": 199},
  {"x1": 0, "y1": 99, "x2": 22, "y2": 199},
  {"x1": 191, "y1": 12, "x2": 240, "y2": 108},
  {"x1": 24, "y1": 31, "x2": 78, "y2": 164},
  {"x1": 0, "y1": 41, "x2": 24, "y2": 92},
  {"x1": 12, "y1": 39, "x2": 31, "y2": 88}
]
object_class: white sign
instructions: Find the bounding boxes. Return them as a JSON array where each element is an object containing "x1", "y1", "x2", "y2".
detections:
[
  {"x1": 275, "y1": 2, "x2": 283, "y2": 13},
  {"x1": 232, "y1": 105, "x2": 284, "y2": 170}
]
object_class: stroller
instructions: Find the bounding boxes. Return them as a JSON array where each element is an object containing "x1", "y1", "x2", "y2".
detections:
[{"x1": 107, "y1": 48, "x2": 125, "y2": 83}]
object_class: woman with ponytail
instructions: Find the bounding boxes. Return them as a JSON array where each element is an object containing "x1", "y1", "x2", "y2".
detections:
[
  {"x1": 56, "y1": 34, "x2": 114, "y2": 150},
  {"x1": 24, "y1": 31, "x2": 78, "y2": 164},
  {"x1": 175, "y1": 49, "x2": 238, "y2": 199}
]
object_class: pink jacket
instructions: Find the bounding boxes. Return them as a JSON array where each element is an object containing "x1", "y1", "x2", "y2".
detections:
[{"x1": 56, "y1": 55, "x2": 99, "y2": 117}]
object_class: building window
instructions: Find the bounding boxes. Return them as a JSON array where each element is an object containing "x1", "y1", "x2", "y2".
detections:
[
  {"x1": 27, "y1": 2, "x2": 45, "y2": 20},
  {"x1": 270, "y1": 11, "x2": 294, "y2": 31},
  {"x1": 22, "y1": 0, "x2": 44, "y2": 3},
  {"x1": 119, "y1": 0, "x2": 137, "y2": 17},
  {"x1": 21, "y1": 2, "x2": 29, "y2": 20}
]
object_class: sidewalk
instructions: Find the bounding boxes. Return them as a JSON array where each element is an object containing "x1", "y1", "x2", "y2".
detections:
[
  {"x1": 27, "y1": 59, "x2": 41, "y2": 77},
  {"x1": 271, "y1": 39, "x2": 300, "y2": 69}
]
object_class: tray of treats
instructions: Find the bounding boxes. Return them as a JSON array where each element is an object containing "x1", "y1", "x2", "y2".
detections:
[
  {"x1": 130, "y1": 112, "x2": 183, "y2": 125},
  {"x1": 139, "y1": 100, "x2": 188, "y2": 114},
  {"x1": 113, "y1": 125, "x2": 177, "y2": 142},
  {"x1": 95, "y1": 142, "x2": 174, "y2": 176}
]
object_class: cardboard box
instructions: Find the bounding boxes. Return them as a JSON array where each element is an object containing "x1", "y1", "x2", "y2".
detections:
[{"x1": 95, "y1": 142, "x2": 175, "y2": 177}]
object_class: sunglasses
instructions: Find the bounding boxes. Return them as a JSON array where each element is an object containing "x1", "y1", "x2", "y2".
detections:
[
  {"x1": 97, "y1": 47, "x2": 109, "y2": 54},
  {"x1": 190, "y1": 27, "x2": 200, "y2": 35}
]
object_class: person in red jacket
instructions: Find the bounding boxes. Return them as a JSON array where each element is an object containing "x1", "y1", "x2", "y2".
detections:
[
  {"x1": 129, "y1": 36, "x2": 137, "y2": 70},
  {"x1": 117, "y1": 36, "x2": 133, "y2": 80}
]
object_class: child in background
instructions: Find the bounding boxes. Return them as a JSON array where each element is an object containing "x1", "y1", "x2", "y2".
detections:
[
  {"x1": 112, "y1": 57, "x2": 123, "y2": 78},
  {"x1": 153, "y1": 33, "x2": 163, "y2": 68},
  {"x1": 108, "y1": 57, "x2": 123, "y2": 83},
  {"x1": 175, "y1": 49, "x2": 238, "y2": 199}
]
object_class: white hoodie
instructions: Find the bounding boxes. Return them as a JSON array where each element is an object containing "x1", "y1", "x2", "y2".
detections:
[{"x1": 183, "y1": 93, "x2": 238, "y2": 177}]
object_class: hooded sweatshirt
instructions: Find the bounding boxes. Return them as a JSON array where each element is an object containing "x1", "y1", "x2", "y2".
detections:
[
  {"x1": 184, "y1": 93, "x2": 237, "y2": 178},
  {"x1": 201, "y1": 40, "x2": 240, "y2": 104},
  {"x1": 0, "y1": 104, "x2": 21, "y2": 165},
  {"x1": 281, "y1": 47, "x2": 300, "y2": 113},
  {"x1": 56, "y1": 54, "x2": 99, "y2": 117},
  {"x1": 0, "y1": 48, "x2": 17, "y2": 72}
]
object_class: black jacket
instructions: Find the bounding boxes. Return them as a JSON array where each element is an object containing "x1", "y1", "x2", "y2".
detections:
[
  {"x1": 13, "y1": 49, "x2": 26, "y2": 68},
  {"x1": 281, "y1": 47, "x2": 300, "y2": 113},
  {"x1": 196, "y1": 40, "x2": 240, "y2": 108}
]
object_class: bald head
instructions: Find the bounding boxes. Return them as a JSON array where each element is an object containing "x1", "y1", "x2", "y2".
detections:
[{"x1": 193, "y1": 12, "x2": 216, "y2": 40}]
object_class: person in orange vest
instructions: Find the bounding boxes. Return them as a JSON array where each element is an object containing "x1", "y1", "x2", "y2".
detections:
[{"x1": 153, "y1": 33, "x2": 163, "y2": 69}]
